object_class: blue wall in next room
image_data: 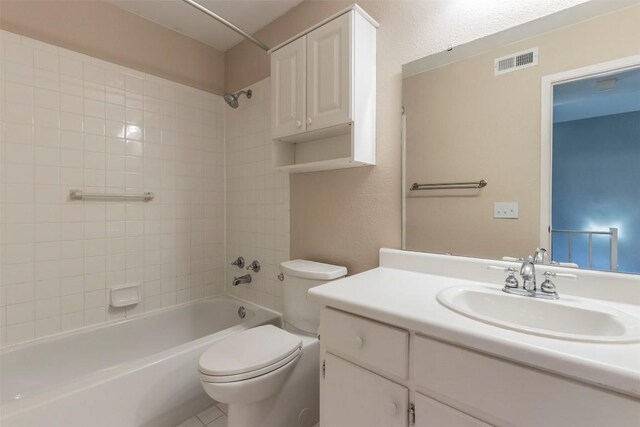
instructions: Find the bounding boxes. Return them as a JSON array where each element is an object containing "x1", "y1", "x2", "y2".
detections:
[{"x1": 552, "y1": 110, "x2": 640, "y2": 273}]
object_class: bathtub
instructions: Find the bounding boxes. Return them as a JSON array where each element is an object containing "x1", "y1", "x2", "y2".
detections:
[{"x1": 0, "y1": 296, "x2": 281, "y2": 427}]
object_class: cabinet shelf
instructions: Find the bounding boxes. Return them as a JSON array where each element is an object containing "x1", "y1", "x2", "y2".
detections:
[
  {"x1": 275, "y1": 122, "x2": 352, "y2": 144},
  {"x1": 274, "y1": 157, "x2": 367, "y2": 173}
]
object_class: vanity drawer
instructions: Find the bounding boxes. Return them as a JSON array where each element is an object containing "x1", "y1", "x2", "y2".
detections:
[
  {"x1": 321, "y1": 308, "x2": 409, "y2": 379},
  {"x1": 413, "y1": 335, "x2": 640, "y2": 426}
]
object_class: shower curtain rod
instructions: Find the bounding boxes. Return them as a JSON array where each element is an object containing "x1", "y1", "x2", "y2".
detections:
[{"x1": 181, "y1": 0, "x2": 270, "y2": 51}]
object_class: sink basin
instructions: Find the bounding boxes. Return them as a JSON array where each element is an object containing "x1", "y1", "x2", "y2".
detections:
[{"x1": 437, "y1": 286, "x2": 640, "y2": 343}]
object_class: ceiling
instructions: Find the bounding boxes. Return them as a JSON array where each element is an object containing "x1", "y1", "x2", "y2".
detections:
[
  {"x1": 108, "y1": 0, "x2": 303, "y2": 51},
  {"x1": 554, "y1": 67, "x2": 640, "y2": 123}
]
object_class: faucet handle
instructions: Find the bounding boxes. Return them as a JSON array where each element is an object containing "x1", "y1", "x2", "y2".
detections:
[
  {"x1": 488, "y1": 266, "x2": 520, "y2": 289},
  {"x1": 540, "y1": 271, "x2": 558, "y2": 297},
  {"x1": 246, "y1": 260, "x2": 260, "y2": 272},
  {"x1": 231, "y1": 256, "x2": 245, "y2": 268},
  {"x1": 504, "y1": 267, "x2": 519, "y2": 289}
]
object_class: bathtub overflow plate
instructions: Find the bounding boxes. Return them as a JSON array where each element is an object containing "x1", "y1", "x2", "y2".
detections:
[{"x1": 238, "y1": 306, "x2": 246, "y2": 319}]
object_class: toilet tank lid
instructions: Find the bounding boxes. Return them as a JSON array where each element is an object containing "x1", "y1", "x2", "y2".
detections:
[{"x1": 280, "y1": 260, "x2": 347, "y2": 280}]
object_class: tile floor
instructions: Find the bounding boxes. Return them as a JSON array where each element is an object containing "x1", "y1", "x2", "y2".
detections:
[
  {"x1": 176, "y1": 402, "x2": 228, "y2": 427},
  {"x1": 176, "y1": 402, "x2": 320, "y2": 427}
]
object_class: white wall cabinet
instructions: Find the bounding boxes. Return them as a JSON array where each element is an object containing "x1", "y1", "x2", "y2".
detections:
[
  {"x1": 269, "y1": 5, "x2": 378, "y2": 173},
  {"x1": 306, "y1": 12, "x2": 352, "y2": 131},
  {"x1": 271, "y1": 37, "x2": 306, "y2": 139},
  {"x1": 319, "y1": 307, "x2": 640, "y2": 427}
]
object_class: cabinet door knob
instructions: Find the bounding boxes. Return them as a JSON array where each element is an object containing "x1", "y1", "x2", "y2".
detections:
[
  {"x1": 354, "y1": 335, "x2": 364, "y2": 348},
  {"x1": 385, "y1": 401, "x2": 399, "y2": 416},
  {"x1": 306, "y1": 117, "x2": 312, "y2": 125},
  {"x1": 296, "y1": 120, "x2": 302, "y2": 128}
]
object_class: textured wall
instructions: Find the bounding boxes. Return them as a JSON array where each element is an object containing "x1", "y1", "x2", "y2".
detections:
[
  {"x1": 224, "y1": 0, "x2": 589, "y2": 274},
  {"x1": 0, "y1": 0, "x2": 225, "y2": 94},
  {"x1": 0, "y1": 31, "x2": 226, "y2": 346}
]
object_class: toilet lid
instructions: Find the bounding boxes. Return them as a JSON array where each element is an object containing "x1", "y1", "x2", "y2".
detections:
[
  {"x1": 200, "y1": 347, "x2": 301, "y2": 383},
  {"x1": 198, "y1": 325, "x2": 302, "y2": 376}
]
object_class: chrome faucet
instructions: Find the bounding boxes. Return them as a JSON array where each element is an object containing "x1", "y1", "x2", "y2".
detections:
[
  {"x1": 533, "y1": 248, "x2": 549, "y2": 265},
  {"x1": 491, "y1": 253, "x2": 573, "y2": 300},
  {"x1": 232, "y1": 274, "x2": 252, "y2": 286},
  {"x1": 520, "y1": 259, "x2": 537, "y2": 293}
]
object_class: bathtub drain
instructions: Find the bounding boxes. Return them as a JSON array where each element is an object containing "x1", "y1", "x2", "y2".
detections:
[{"x1": 238, "y1": 306, "x2": 246, "y2": 319}]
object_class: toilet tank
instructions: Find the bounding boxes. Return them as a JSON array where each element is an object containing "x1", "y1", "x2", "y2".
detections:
[{"x1": 279, "y1": 260, "x2": 347, "y2": 334}]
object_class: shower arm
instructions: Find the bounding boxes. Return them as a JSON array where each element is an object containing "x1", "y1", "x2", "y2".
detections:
[{"x1": 181, "y1": 0, "x2": 270, "y2": 52}]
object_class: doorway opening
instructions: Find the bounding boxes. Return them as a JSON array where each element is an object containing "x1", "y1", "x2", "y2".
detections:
[{"x1": 541, "y1": 58, "x2": 640, "y2": 273}]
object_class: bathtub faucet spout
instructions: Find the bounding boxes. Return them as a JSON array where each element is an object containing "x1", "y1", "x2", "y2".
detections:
[{"x1": 233, "y1": 274, "x2": 252, "y2": 286}]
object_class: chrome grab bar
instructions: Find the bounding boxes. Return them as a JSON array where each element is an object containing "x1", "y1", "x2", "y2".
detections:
[
  {"x1": 69, "y1": 190, "x2": 154, "y2": 202},
  {"x1": 410, "y1": 180, "x2": 487, "y2": 191}
]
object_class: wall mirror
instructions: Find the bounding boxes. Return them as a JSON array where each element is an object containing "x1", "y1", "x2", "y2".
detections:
[{"x1": 401, "y1": 1, "x2": 640, "y2": 274}]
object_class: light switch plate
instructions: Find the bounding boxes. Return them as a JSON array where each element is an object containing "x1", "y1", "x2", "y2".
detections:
[{"x1": 494, "y1": 202, "x2": 519, "y2": 219}]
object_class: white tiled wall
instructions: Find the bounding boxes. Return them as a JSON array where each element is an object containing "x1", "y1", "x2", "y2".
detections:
[
  {"x1": 0, "y1": 30, "x2": 226, "y2": 346},
  {"x1": 224, "y1": 78, "x2": 290, "y2": 312}
]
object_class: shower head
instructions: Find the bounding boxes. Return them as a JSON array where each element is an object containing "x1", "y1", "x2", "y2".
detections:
[{"x1": 223, "y1": 89, "x2": 252, "y2": 109}]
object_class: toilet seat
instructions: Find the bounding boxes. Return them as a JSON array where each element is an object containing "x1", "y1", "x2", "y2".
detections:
[
  {"x1": 199, "y1": 325, "x2": 302, "y2": 383},
  {"x1": 200, "y1": 347, "x2": 301, "y2": 383}
]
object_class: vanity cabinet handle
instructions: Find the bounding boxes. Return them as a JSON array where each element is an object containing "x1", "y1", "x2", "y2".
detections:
[
  {"x1": 296, "y1": 120, "x2": 302, "y2": 128},
  {"x1": 306, "y1": 117, "x2": 313, "y2": 125},
  {"x1": 354, "y1": 335, "x2": 365, "y2": 348}
]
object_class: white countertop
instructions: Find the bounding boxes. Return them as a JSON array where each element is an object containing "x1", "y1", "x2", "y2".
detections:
[{"x1": 308, "y1": 265, "x2": 640, "y2": 398}]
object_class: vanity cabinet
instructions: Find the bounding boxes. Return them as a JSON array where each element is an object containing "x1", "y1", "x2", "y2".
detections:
[
  {"x1": 269, "y1": 5, "x2": 377, "y2": 173},
  {"x1": 319, "y1": 307, "x2": 640, "y2": 427},
  {"x1": 319, "y1": 308, "x2": 488, "y2": 427},
  {"x1": 322, "y1": 353, "x2": 409, "y2": 427},
  {"x1": 412, "y1": 335, "x2": 640, "y2": 426}
]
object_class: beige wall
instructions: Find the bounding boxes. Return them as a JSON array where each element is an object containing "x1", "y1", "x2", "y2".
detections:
[
  {"x1": 0, "y1": 0, "x2": 225, "y2": 94},
  {"x1": 404, "y1": 5, "x2": 640, "y2": 260},
  {"x1": 224, "y1": 0, "x2": 589, "y2": 274}
]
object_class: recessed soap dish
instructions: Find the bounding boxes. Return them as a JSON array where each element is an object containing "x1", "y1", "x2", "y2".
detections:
[{"x1": 110, "y1": 283, "x2": 141, "y2": 308}]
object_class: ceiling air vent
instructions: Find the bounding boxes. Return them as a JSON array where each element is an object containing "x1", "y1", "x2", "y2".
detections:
[{"x1": 494, "y1": 47, "x2": 538, "y2": 76}]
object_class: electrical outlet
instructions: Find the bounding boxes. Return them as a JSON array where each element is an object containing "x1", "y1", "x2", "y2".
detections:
[{"x1": 494, "y1": 202, "x2": 519, "y2": 219}]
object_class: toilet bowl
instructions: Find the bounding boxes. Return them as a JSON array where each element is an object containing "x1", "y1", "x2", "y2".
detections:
[
  {"x1": 200, "y1": 325, "x2": 318, "y2": 427},
  {"x1": 198, "y1": 260, "x2": 347, "y2": 427}
]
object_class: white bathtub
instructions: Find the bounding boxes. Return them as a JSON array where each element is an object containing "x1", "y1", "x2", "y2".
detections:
[{"x1": 0, "y1": 296, "x2": 281, "y2": 427}]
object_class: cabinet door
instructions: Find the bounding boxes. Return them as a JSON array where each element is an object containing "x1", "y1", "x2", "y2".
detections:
[
  {"x1": 321, "y1": 353, "x2": 408, "y2": 427},
  {"x1": 306, "y1": 12, "x2": 352, "y2": 131},
  {"x1": 414, "y1": 393, "x2": 490, "y2": 427},
  {"x1": 271, "y1": 36, "x2": 306, "y2": 139}
]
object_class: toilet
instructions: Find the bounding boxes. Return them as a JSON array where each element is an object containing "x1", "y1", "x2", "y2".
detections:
[{"x1": 199, "y1": 260, "x2": 347, "y2": 427}]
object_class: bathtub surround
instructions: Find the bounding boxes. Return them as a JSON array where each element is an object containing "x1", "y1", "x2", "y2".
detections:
[
  {"x1": 0, "y1": 0, "x2": 225, "y2": 95},
  {"x1": 224, "y1": 0, "x2": 590, "y2": 274},
  {"x1": 224, "y1": 78, "x2": 290, "y2": 313},
  {"x1": 0, "y1": 30, "x2": 226, "y2": 345}
]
